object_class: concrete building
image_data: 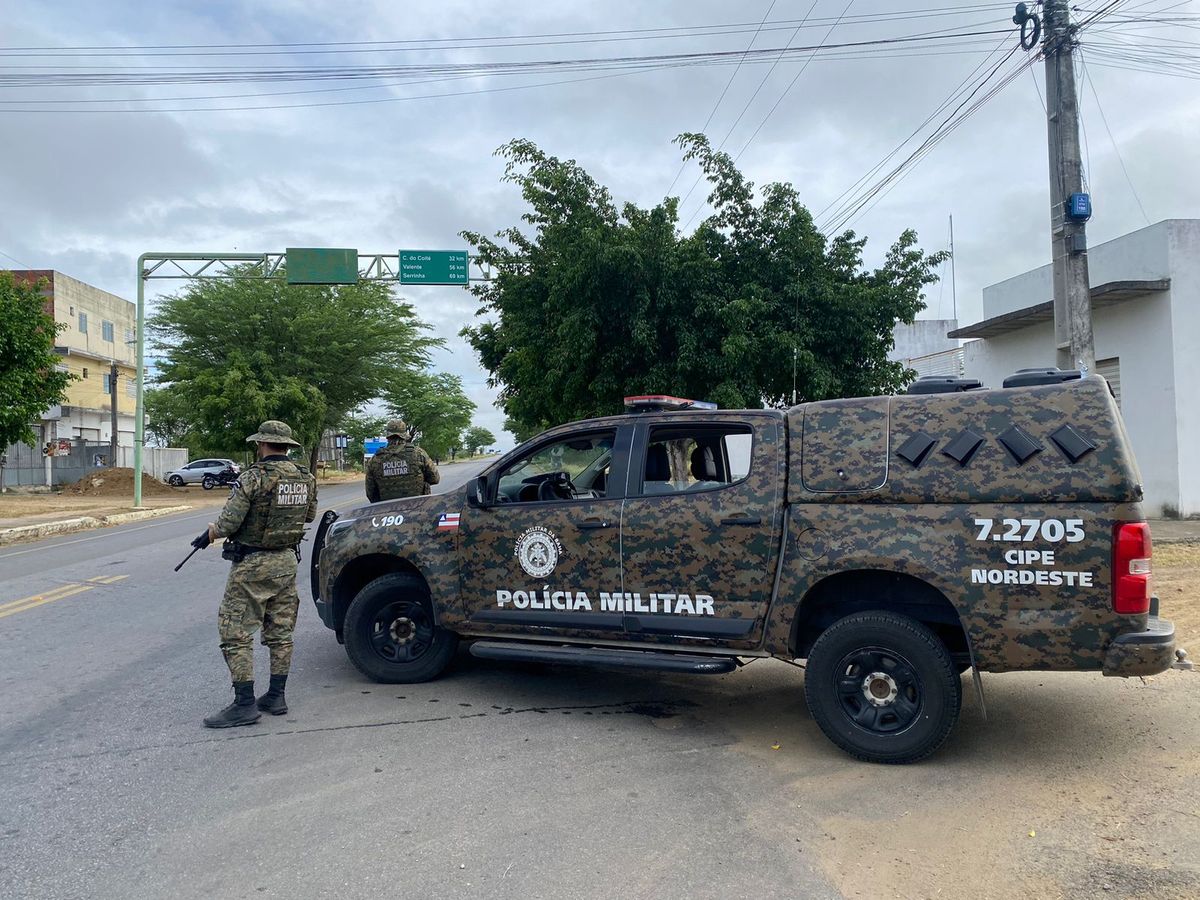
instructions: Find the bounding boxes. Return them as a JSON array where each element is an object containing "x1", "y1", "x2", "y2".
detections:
[
  {"x1": 890, "y1": 318, "x2": 963, "y2": 379},
  {"x1": 950, "y1": 219, "x2": 1199, "y2": 517},
  {"x1": 8, "y1": 270, "x2": 137, "y2": 449}
]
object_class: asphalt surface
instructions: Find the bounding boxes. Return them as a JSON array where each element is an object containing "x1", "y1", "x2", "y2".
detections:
[{"x1": 1, "y1": 461, "x2": 1198, "y2": 900}]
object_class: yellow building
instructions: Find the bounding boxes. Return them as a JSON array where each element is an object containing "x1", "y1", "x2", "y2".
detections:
[{"x1": 12, "y1": 270, "x2": 138, "y2": 446}]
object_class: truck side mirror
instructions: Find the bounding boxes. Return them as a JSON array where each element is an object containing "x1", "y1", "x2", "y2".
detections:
[{"x1": 467, "y1": 475, "x2": 490, "y2": 509}]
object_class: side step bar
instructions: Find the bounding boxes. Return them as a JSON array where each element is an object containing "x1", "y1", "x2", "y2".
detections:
[{"x1": 469, "y1": 641, "x2": 738, "y2": 675}]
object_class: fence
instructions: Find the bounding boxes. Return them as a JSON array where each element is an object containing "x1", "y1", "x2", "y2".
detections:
[{"x1": 0, "y1": 440, "x2": 188, "y2": 489}]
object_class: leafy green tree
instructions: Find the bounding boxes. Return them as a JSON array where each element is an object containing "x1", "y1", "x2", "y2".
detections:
[
  {"x1": 463, "y1": 426, "x2": 496, "y2": 456},
  {"x1": 383, "y1": 371, "x2": 474, "y2": 463},
  {"x1": 462, "y1": 136, "x2": 948, "y2": 435},
  {"x1": 144, "y1": 386, "x2": 194, "y2": 448},
  {"x1": 0, "y1": 272, "x2": 74, "y2": 447},
  {"x1": 504, "y1": 415, "x2": 544, "y2": 445},
  {"x1": 149, "y1": 272, "x2": 439, "y2": 468}
]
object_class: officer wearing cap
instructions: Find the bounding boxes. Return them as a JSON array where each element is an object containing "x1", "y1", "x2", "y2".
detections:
[
  {"x1": 365, "y1": 419, "x2": 440, "y2": 502},
  {"x1": 198, "y1": 420, "x2": 318, "y2": 728}
]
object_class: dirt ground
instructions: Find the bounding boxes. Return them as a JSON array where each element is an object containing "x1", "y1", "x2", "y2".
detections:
[
  {"x1": 1155, "y1": 542, "x2": 1200, "y2": 649},
  {"x1": 67, "y1": 467, "x2": 185, "y2": 498}
]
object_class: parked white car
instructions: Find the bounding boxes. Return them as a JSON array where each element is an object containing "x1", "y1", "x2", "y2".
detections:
[{"x1": 164, "y1": 458, "x2": 240, "y2": 487}]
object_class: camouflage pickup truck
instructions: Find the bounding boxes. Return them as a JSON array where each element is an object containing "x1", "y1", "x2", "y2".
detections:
[{"x1": 311, "y1": 370, "x2": 1179, "y2": 763}]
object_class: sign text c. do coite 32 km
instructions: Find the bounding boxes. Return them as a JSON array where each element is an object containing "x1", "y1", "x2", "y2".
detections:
[{"x1": 399, "y1": 250, "x2": 469, "y2": 285}]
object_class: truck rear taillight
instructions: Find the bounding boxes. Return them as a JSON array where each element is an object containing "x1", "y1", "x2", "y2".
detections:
[{"x1": 1112, "y1": 522, "x2": 1152, "y2": 615}]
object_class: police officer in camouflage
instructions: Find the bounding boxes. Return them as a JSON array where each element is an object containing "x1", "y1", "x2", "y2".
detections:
[
  {"x1": 365, "y1": 419, "x2": 439, "y2": 502},
  {"x1": 200, "y1": 420, "x2": 318, "y2": 728}
]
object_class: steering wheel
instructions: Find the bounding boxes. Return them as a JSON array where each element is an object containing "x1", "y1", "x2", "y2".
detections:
[{"x1": 536, "y1": 471, "x2": 575, "y2": 502}]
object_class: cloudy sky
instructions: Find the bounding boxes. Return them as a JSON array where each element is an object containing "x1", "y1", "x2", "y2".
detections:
[{"x1": 3, "y1": 0, "x2": 1198, "y2": 448}]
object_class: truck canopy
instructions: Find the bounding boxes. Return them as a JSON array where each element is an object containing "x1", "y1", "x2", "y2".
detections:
[{"x1": 786, "y1": 375, "x2": 1142, "y2": 505}]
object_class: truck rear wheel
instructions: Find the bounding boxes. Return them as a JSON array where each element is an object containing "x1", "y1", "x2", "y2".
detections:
[
  {"x1": 344, "y1": 574, "x2": 458, "y2": 684},
  {"x1": 804, "y1": 610, "x2": 961, "y2": 764}
]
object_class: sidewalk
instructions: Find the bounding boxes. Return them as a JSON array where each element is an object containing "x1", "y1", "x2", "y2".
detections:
[{"x1": 0, "y1": 491, "x2": 224, "y2": 530}]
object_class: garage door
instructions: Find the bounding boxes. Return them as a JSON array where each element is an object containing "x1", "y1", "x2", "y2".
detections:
[{"x1": 1096, "y1": 357, "x2": 1121, "y2": 409}]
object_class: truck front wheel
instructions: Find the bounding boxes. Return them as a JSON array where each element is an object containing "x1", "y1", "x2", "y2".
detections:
[
  {"x1": 343, "y1": 574, "x2": 459, "y2": 683},
  {"x1": 804, "y1": 610, "x2": 961, "y2": 764}
]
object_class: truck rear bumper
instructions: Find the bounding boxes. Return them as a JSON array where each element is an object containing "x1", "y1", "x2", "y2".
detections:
[{"x1": 1102, "y1": 616, "x2": 1176, "y2": 677}]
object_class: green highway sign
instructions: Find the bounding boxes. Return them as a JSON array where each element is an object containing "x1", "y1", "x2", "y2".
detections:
[
  {"x1": 399, "y1": 250, "x2": 469, "y2": 285},
  {"x1": 286, "y1": 247, "x2": 359, "y2": 284}
]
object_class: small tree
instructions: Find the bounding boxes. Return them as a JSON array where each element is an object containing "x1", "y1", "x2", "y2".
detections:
[
  {"x1": 463, "y1": 426, "x2": 496, "y2": 456},
  {"x1": 0, "y1": 272, "x2": 74, "y2": 447},
  {"x1": 384, "y1": 371, "x2": 475, "y2": 463},
  {"x1": 150, "y1": 271, "x2": 440, "y2": 470}
]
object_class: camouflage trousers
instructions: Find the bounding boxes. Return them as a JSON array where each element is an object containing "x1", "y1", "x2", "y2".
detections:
[{"x1": 218, "y1": 549, "x2": 300, "y2": 683}]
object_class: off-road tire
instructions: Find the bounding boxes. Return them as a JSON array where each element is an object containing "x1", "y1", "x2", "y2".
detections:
[
  {"x1": 344, "y1": 574, "x2": 458, "y2": 684},
  {"x1": 201, "y1": 474, "x2": 216, "y2": 490},
  {"x1": 804, "y1": 610, "x2": 961, "y2": 765}
]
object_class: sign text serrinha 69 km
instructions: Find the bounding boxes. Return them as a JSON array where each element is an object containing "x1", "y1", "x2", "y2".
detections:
[{"x1": 399, "y1": 250, "x2": 469, "y2": 285}]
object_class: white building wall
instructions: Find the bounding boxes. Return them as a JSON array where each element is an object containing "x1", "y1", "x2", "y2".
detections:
[
  {"x1": 890, "y1": 319, "x2": 959, "y2": 362},
  {"x1": 962, "y1": 220, "x2": 1200, "y2": 516},
  {"x1": 981, "y1": 221, "x2": 1174, "y2": 319},
  {"x1": 1167, "y1": 222, "x2": 1200, "y2": 514}
]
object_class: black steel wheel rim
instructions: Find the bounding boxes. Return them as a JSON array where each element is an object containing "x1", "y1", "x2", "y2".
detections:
[
  {"x1": 367, "y1": 600, "x2": 435, "y2": 664},
  {"x1": 834, "y1": 645, "x2": 923, "y2": 735}
]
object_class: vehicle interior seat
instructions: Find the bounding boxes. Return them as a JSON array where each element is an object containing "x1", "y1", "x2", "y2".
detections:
[
  {"x1": 687, "y1": 444, "x2": 725, "y2": 491},
  {"x1": 642, "y1": 444, "x2": 675, "y2": 494}
]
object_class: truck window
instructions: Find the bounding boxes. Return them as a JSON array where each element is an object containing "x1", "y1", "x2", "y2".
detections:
[
  {"x1": 638, "y1": 425, "x2": 753, "y2": 495},
  {"x1": 496, "y1": 431, "x2": 615, "y2": 503}
]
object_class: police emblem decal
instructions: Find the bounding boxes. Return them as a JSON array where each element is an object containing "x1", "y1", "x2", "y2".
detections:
[{"x1": 514, "y1": 526, "x2": 562, "y2": 579}]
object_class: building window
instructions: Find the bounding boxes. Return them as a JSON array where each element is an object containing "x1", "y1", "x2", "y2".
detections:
[
  {"x1": 82, "y1": 367, "x2": 89, "y2": 379},
  {"x1": 126, "y1": 379, "x2": 137, "y2": 398},
  {"x1": 79, "y1": 312, "x2": 88, "y2": 333},
  {"x1": 102, "y1": 321, "x2": 114, "y2": 342},
  {"x1": 103, "y1": 373, "x2": 113, "y2": 393},
  {"x1": 124, "y1": 327, "x2": 135, "y2": 344}
]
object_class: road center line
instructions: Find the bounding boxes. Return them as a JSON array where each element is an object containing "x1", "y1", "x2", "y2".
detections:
[{"x1": 0, "y1": 574, "x2": 129, "y2": 620}]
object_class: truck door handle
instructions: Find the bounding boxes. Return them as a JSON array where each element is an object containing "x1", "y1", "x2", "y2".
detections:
[
  {"x1": 720, "y1": 515, "x2": 761, "y2": 527},
  {"x1": 577, "y1": 519, "x2": 611, "y2": 530}
]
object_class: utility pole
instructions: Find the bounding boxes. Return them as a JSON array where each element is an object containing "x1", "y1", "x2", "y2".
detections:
[
  {"x1": 1036, "y1": 0, "x2": 1095, "y2": 372},
  {"x1": 109, "y1": 361, "x2": 120, "y2": 467}
]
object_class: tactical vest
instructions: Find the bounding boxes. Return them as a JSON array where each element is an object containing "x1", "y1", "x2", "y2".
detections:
[
  {"x1": 373, "y1": 443, "x2": 427, "y2": 501},
  {"x1": 232, "y1": 460, "x2": 314, "y2": 549}
]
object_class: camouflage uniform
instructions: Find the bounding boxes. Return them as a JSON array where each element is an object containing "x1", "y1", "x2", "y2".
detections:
[
  {"x1": 214, "y1": 456, "x2": 317, "y2": 681},
  {"x1": 365, "y1": 419, "x2": 440, "y2": 502}
]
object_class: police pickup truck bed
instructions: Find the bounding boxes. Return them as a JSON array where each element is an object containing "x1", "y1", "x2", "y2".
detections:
[{"x1": 311, "y1": 371, "x2": 1178, "y2": 763}]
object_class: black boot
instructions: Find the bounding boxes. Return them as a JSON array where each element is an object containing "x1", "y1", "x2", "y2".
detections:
[
  {"x1": 203, "y1": 681, "x2": 262, "y2": 728},
  {"x1": 257, "y1": 673, "x2": 289, "y2": 716}
]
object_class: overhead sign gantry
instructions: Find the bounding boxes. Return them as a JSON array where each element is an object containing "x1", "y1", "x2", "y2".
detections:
[{"x1": 131, "y1": 247, "x2": 489, "y2": 505}]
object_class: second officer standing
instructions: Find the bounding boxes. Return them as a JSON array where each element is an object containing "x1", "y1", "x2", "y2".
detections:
[{"x1": 365, "y1": 419, "x2": 440, "y2": 501}]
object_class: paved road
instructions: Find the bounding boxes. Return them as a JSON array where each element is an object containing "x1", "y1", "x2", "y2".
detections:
[{"x1": 1, "y1": 460, "x2": 1197, "y2": 900}]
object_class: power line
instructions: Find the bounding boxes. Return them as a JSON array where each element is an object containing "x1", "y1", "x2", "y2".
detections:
[
  {"x1": 0, "y1": 248, "x2": 37, "y2": 269},
  {"x1": 823, "y1": 48, "x2": 1034, "y2": 233},
  {"x1": 734, "y1": 0, "x2": 857, "y2": 162},
  {"x1": 665, "y1": 0, "x2": 778, "y2": 197},
  {"x1": 673, "y1": 1, "x2": 821, "y2": 217},
  {"x1": 680, "y1": 0, "x2": 855, "y2": 232},
  {"x1": 815, "y1": 33, "x2": 1018, "y2": 231},
  {"x1": 1080, "y1": 50, "x2": 1152, "y2": 224},
  {"x1": 0, "y1": 6, "x2": 1017, "y2": 55}
]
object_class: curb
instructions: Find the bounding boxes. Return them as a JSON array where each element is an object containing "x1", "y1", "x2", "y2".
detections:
[{"x1": 0, "y1": 505, "x2": 194, "y2": 546}]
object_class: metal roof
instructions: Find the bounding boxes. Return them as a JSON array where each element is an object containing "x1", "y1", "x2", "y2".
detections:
[{"x1": 947, "y1": 279, "x2": 1171, "y2": 339}]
